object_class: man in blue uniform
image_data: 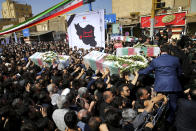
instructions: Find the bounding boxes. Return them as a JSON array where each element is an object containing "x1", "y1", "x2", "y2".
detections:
[{"x1": 139, "y1": 45, "x2": 182, "y2": 123}]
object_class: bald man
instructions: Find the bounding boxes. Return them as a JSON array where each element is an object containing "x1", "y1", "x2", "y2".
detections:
[{"x1": 99, "y1": 91, "x2": 114, "y2": 120}]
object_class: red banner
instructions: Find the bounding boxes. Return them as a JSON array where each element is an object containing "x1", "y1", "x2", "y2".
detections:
[{"x1": 141, "y1": 12, "x2": 186, "y2": 28}]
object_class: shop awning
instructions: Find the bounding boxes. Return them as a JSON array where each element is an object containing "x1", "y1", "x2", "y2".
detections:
[
  {"x1": 117, "y1": 17, "x2": 140, "y2": 26},
  {"x1": 29, "y1": 31, "x2": 54, "y2": 36}
]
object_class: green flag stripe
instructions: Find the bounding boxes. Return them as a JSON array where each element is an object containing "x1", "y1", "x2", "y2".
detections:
[{"x1": 0, "y1": 0, "x2": 72, "y2": 33}]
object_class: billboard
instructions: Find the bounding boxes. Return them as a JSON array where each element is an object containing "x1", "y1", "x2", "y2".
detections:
[
  {"x1": 141, "y1": 12, "x2": 186, "y2": 28},
  {"x1": 105, "y1": 14, "x2": 116, "y2": 29},
  {"x1": 105, "y1": 14, "x2": 116, "y2": 24},
  {"x1": 67, "y1": 10, "x2": 105, "y2": 49},
  {"x1": 23, "y1": 28, "x2": 30, "y2": 37},
  {"x1": 112, "y1": 24, "x2": 120, "y2": 34}
]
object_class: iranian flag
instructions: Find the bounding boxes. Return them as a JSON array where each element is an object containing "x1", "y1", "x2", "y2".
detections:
[
  {"x1": 83, "y1": 51, "x2": 119, "y2": 75},
  {"x1": 116, "y1": 47, "x2": 160, "y2": 57}
]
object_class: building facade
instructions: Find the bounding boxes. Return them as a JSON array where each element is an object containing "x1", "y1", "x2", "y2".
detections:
[
  {"x1": 112, "y1": 0, "x2": 193, "y2": 37},
  {"x1": 35, "y1": 16, "x2": 67, "y2": 41},
  {"x1": 36, "y1": 16, "x2": 67, "y2": 32},
  {"x1": 0, "y1": 0, "x2": 33, "y2": 31},
  {"x1": 1, "y1": 0, "x2": 32, "y2": 19},
  {"x1": 186, "y1": 0, "x2": 196, "y2": 35},
  {"x1": 112, "y1": 0, "x2": 190, "y2": 18},
  {"x1": 0, "y1": 18, "x2": 18, "y2": 30}
]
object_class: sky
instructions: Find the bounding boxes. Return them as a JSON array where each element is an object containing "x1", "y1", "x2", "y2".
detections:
[{"x1": 0, "y1": 0, "x2": 112, "y2": 18}]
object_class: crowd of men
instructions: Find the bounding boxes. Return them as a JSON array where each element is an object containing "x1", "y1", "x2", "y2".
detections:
[{"x1": 0, "y1": 33, "x2": 196, "y2": 131}]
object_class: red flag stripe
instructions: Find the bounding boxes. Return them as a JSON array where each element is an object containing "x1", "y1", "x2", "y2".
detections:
[
  {"x1": 147, "y1": 47, "x2": 154, "y2": 57},
  {"x1": 0, "y1": 1, "x2": 83, "y2": 35},
  {"x1": 128, "y1": 48, "x2": 135, "y2": 55}
]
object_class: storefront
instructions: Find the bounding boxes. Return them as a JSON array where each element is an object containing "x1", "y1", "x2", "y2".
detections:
[
  {"x1": 140, "y1": 12, "x2": 187, "y2": 39},
  {"x1": 186, "y1": 13, "x2": 196, "y2": 36}
]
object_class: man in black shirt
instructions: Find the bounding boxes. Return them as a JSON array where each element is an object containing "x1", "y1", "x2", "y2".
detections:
[
  {"x1": 119, "y1": 84, "x2": 133, "y2": 108},
  {"x1": 99, "y1": 91, "x2": 114, "y2": 120}
]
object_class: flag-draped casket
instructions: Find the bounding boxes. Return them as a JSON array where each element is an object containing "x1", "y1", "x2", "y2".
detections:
[
  {"x1": 29, "y1": 51, "x2": 70, "y2": 69},
  {"x1": 83, "y1": 51, "x2": 119, "y2": 75},
  {"x1": 83, "y1": 51, "x2": 148, "y2": 75},
  {"x1": 116, "y1": 47, "x2": 160, "y2": 57}
]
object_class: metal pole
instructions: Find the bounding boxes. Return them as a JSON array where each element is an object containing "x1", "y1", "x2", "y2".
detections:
[
  {"x1": 130, "y1": 27, "x2": 133, "y2": 36},
  {"x1": 89, "y1": 2, "x2": 92, "y2": 11},
  {"x1": 107, "y1": 33, "x2": 109, "y2": 46},
  {"x1": 150, "y1": 0, "x2": 156, "y2": 39},
  {"x1": 14, "y1": 32, "x2": 17, "y2": 43},
  {"x1": 184, "y1": 23, "x2": 187, "y2": 35},
  {"x1": 38, "y1": 35, "x2": 40, "y2": 42},
  {"x1": 120, "y1": 25, "x2": 123, "y2": 35}
]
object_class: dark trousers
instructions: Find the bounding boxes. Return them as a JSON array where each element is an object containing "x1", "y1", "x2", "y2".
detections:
[{"x1": 160, "y1": 92, "x2": 184, "y2": 123}]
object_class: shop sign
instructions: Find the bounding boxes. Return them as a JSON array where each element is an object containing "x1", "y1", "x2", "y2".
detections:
[{"x1": 141, "y1": 12, "x2": 186, "y2": 28}]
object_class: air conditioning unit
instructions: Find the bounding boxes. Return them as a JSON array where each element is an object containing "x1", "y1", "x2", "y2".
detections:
[
  {"x1": 178, "y1": 6, "x2": 182, "y2": 12},
  {"x1": 130, "y1": 12, "x2": 140, "y2": 17}
]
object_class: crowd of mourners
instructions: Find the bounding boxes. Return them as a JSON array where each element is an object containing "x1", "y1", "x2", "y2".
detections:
[{"x1": 0, "y1": 33, "x2": 196, "y2": 131}]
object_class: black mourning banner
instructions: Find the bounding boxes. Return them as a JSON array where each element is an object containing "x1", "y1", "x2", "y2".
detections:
[{"x1": 75, "y1": 23, "x2": 97, "y2": 47}]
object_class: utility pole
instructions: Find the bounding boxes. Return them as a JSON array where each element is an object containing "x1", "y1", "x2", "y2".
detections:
[
  {"x1": 150, "y1": 0, "x2": 155, "y2": 39},
  {"x1": 150, "y1": 0, "x2": 165, "y2": 39},
  {"x1": 89, "y1": 2, "x2": 92, "y2": 11},
  {"x1": 83, "y1": 0, "x2": 95, "y2": 11}
]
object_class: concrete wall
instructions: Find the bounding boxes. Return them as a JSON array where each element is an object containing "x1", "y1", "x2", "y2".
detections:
[
  {"x1": 112, "y1": 0, "x2": 152, "y2": 17},
  {"x1": 48, "y1": 16, "x2": 66, "y2": 32},
  {"x1": 173, "y1": 0, "x2": 189, "y2": 10},
  {"x1": 36, "y1": 21, "x2": 48, "y2": 32},
  {"x1": 190, "y1": 0, "x2": 196, "y2": 13}
]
